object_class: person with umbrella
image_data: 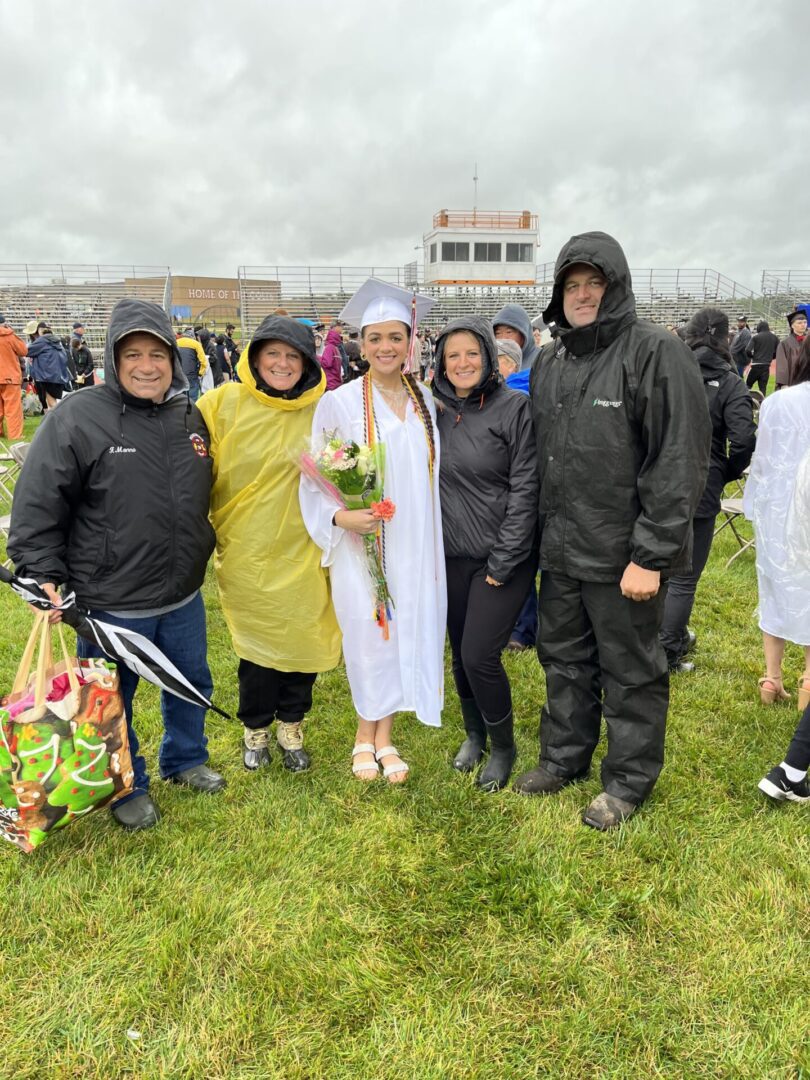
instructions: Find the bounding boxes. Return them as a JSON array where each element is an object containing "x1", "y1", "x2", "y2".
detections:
[{"x1": 8, "y1": 298, "x2": 225, "y2": 832}]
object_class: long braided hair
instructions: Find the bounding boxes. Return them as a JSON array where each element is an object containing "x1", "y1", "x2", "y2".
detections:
[{"x1": 402, "y1": 371, "x2": 436, "y2": 476}]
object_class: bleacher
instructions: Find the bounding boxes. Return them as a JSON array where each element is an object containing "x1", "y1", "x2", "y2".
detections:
[
  {"x1": 0, "y1": 262, "x2": 781, "y2": 347},
  {"x1": 761, "y1": 270, "x2": 810, "y2": 329},
  {"x1": 238, "y1": 265, "x2": 765, "y2": 338},
  {"x1": 0, "y1": 265, "x2": 170, "y2": 353}
]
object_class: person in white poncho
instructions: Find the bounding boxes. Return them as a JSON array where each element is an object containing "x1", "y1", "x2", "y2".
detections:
[
  {"x1": 299, "y1": 280, "x2": 446, "y2": 783},
  {"x1": 744, "y1": 337, "x2": 810, "y2": 707}
]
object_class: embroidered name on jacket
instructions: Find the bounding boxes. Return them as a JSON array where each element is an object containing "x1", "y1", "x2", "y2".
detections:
[
  {"x1": 592, "y1": 398, "x2": 623, "y2": 408},
  {"x1": 107, "y1": 446, "x2": 136, "y2": 454}
]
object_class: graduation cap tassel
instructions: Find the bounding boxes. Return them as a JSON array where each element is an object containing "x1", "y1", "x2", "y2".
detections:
[{"x1": 404, "y1": 294, "x2": 417, "y2": 375}]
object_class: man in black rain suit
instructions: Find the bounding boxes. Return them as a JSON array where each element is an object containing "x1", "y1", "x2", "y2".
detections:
[{"x1": 514, "y1": 232, "x2": 711, "y2": 829}]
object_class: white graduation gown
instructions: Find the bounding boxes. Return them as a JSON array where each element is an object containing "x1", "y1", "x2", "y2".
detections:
[
  {"x1": 743, "y1": 382, "x2": 810, "y2": 644},
  {"x1": 299, "y1": 379, "x2": 447, "y2": 725}
]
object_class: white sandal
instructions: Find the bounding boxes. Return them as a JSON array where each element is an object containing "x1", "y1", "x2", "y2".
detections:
[
  {"x1": 375, "y1": 745, "x2": 409, "y2": 782},
  {"x1": 352, "y1": 742, "x2": 379, "y2": 779}
]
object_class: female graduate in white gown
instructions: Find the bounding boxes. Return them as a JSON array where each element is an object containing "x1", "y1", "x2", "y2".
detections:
[
  {"x1": 299, "y1": 280, "x2": 446, "y2": 783},
  {"x1": 744, "y1": 350, "x2": 810, "y2": 707}
]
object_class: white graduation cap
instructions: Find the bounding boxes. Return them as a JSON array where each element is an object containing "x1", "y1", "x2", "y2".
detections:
[{"x1": 338, "y1": 278, "x2": 435, "y2": 331}]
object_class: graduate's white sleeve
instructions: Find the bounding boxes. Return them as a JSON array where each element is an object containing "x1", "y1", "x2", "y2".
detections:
[{"x1": 299, "y1": 391, "x2": 347, "y2": 568}]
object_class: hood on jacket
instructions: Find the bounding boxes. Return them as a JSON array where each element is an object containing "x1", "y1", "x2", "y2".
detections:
[
  {"x1": 432, "y1": 315, "x2": 501, "y2": 409},
  {"x1": 324, "y1": 327, "x2": 343, "y2": 348},
  {"x1": 0, "y1": 325, "x2": 20, "y2": 341},
  {"x1": 31, "y1": 333, "x2": 64, "y2": 349},
  {"x1": 238, "y1": 315, "x2": 325, "y2": 406},
  {"x1": 756, "y1": 320, "x2": 770, "y2": 333},
  {"x1": 691, "y1": 344, "x2": 733, "y2": 380},
  {"x1": 104, "y1": 298, "x2": 187, "y2": 398},
  {"x1": 543, "y1": 231, "x2": 637, "y2": 357},
  {"x1": 491, "y1": 303, "x2": 538, "y2": 368}
]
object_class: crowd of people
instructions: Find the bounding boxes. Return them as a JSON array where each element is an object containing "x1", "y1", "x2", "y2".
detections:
[
  {"x1": 0, "y1": 316, "x2": 244, "y2": 435},
  {"x1": 4, "y1": 230, "x2": 810, "y2": 838}
]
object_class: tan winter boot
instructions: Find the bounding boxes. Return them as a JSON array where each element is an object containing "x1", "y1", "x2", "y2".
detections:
[
  {"x1": 243, "y1": 725, "x2": 271, "y2": 771},
  {"x1": 276, "y1": 721, "x2": 311, "y2": 773}
]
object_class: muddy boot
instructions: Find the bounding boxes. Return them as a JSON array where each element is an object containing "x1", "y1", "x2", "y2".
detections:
[
  {"x1": 582, "y1": 792, "x2": 638, "y2": 831},
  {"x1": 276, "y1": 721, "x2": 311, "y2": 773},
  {"x1": 453, "y1": 698, "x2": 487, "y2": 773},
  {"x1": 476, "y1": 711, "x2": 517, "y2": 792}
]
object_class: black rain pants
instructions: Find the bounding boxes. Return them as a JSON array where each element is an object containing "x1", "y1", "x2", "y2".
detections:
[
  {"x1": 785, "y1": 703, "x2": 810, "y2": 772},
  {"x1": 238, "y1": 659, "x2": 317, "y2": 729},
  {"x1": 537, "y1": 570, "x2": 669, "y2": 804},
  {"x1": 659, "y1": 515, "x2": 715, "y2": 666},
  {"x1": 745, "y1": 364, "x2": 770, "y2": 396}
]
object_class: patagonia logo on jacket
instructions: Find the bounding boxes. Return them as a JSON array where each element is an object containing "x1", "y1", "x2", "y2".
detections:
[{"x1": 592, "y1": 398, "x2": 623, "y2": 408}]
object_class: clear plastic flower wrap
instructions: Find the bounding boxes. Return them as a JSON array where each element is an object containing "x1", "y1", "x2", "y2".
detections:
[{"x1": 300, "y1": 431, "x2": 397, "y2": 638}]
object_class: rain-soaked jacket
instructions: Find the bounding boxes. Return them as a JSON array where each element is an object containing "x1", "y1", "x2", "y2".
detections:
[
  {"x1": 27, "y1": 333, "x2": 71, "y2": 385},
  {"x1": 691, "y1": 344, "x2": 756, "y2": 518},
  {"x1": 9, "y1": 299, "x2": 215, "y2": 610},
  {"x1": 492, "y1": 302, "x2": 539, "y2": 371},
  {"x1": 532, "y1": 231, "x2": 711, "y2": 581},
  {"x1": 197, "y1": 316, "x2": 341, "y2": 672},
  {"x1": 432, "y1": 316, "x2": 537, "y2": 583}
]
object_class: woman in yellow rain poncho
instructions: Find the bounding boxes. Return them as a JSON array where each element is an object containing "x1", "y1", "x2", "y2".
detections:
[{"x1": 198, "y1": 316, "x2": 341, "y2": 773}]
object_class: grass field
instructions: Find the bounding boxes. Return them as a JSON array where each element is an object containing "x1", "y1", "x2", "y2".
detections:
[{"x1": 0, "y1": 416, "x2": 808, "y2": 1079}]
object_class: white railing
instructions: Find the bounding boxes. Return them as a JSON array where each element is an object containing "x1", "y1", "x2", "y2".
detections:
[{"x1": 0, "y1": 265, "x2": 170, "y2": 352}]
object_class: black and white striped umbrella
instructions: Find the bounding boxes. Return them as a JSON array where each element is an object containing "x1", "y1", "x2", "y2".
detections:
[{"x1": 0, "y1": 567, "x2": 230, "y2": 718}]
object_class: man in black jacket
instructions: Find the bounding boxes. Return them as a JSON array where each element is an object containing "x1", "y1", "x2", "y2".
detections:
[
  {"x1": 70, "y1": 322, "x2": 95, "y2": 387},
  {"x1": 9, "y1": 299, "x2": 225, "y2": 832},
  {"x1": 514, "y1": 231, "x2": 711, "y2": 829},
  {"x1": 745, "y1": 320, "x2": 779, "y2": 396},
  {"x1": 730, "y1": 315, "x2": 752, "y2": 378}
]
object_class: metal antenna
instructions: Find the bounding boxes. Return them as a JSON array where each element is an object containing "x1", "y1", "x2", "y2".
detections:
[{"x1": 473, "y1": 162, "x2": 478, "y2": 221}]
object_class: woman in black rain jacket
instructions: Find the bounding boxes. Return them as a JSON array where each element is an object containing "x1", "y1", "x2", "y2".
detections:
[{"x1": 432, "y1": 315, "x2": 538, "y2": 791}]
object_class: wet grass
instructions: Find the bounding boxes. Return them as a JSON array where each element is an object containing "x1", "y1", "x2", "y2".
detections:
[{"x1": 0, "y1": 417, "x2": 807, "y2": 1077}]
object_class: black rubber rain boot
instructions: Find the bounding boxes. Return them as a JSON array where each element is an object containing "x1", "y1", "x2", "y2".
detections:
[
  {"x1": 476, "y1": 711, "x2": 517, "y2": 792},
  {"x1": 276, "y1": 721, "x2": 311, "y2": 772},
  {"x1": 453, "y1": 698, "x2": 487, "y2": 773},
  {"x1": 243, "y1": 725, "x2": 272, "y2": 771}
]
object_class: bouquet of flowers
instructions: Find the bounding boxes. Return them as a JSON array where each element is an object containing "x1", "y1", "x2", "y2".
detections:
[{"x1": 301, "y1": 432, "x2": 397, "y2": 638}]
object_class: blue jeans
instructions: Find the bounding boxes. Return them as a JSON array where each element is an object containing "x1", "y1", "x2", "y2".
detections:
[
  {"x1": 186, "y1": 373, "x2": 201, "y2": 402},
  {"x1": 76, "y1": 593, "x2": 213, "y2": 801}
]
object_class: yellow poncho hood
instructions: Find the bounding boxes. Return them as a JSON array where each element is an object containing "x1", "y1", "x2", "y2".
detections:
[{"x1": 197, "y1": 318, "x2": 341, "y2": 672}]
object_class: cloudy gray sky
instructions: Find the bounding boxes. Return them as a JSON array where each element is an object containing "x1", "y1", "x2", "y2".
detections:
[{"x1": 2, "y1": 0, "x2": 808, "y2": 289}]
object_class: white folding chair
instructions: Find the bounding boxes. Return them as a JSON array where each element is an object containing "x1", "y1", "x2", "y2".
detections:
[
  {"x1": 0, "y1": 511, "x2": 11, "y2": 569},
  {"x1": 715, "y1": 497, "x2": 756, "y2": 567},
  {"x1": 0, "y1": 444, "x2": 29, "y2": 566},
  {"x1": 0, "y1": 440, "x2": 26, "y2": 503}
]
